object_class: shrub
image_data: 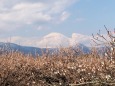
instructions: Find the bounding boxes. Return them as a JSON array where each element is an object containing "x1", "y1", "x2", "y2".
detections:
[{"x1": 0, "y1": 27, "x2": 115, "y2": 86}]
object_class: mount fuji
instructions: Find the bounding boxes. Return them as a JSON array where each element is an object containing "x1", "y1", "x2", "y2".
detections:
[
  {"x1": 36, "y1": 32, "x2": 92, "y2": 48},
  {"x1": 0, "y1": 32, "x2": 92, "y2": 56}
]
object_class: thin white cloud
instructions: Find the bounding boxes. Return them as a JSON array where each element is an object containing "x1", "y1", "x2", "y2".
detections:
[
  {"x1": 60, "y1": 11, "x2": 70, "y2": 22},
  {"x1": 0, "y1": 3, "x2": 52, "y2": 23},
  {"x1": 37, "y1": 26, "x2": 49, "y2": 31},
  {"x1": 0, "y1": 0, "x2": 78, "y2": 32},
  {"x1": 0, "y1": 36, "x2": 41, "y2": 47}
]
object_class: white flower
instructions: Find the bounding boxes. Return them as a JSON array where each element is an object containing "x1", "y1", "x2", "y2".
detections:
[
  {"x1": 111, "y1": 47, "x2": 114, "y2": 51},
  {"x1": 54, "y1": 71, "x2": 59, "y2": 74},
  {"x1": 79, "y1": 65, "x2": 82, "y2": 68},
  {"x1": 105, "y1": 75, "x2": 111, "y2": 80},
  {"x1": 32, "y1": 81, "x2": 36, "y2": 84},
  {"x1": 112, "y1": 38, "x2": 115, "y2": 42},
  {"x1": 59, "y1": 82, "x2": 62, "y2": 85},
  {"x1": 105, "y1": 53, "x2": 108, "y2": 56}
]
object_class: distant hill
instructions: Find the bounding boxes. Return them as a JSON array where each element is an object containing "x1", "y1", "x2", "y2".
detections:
[
  {"x1": 0, "y1": 42, "x2": 91, "y2": 57},
  {"x1": 0, "y1": 42, "x2": 45, "y2": 56}
]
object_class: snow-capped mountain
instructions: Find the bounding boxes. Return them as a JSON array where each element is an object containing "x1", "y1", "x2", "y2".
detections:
[
  {"x1": 37, "y1": 33, "x2": 70, "y2": 48},
  {"x1": 0, "y1": 32, "x2": 92, "y2": 48},
  {"x1": 0, "y1": 33, "x2": 92, "y2": 56},
  {"x1": 70, "y1": 33, "x2": 91, "y2": 46},
  {"x1": 37, "y1": 32, "x2": 91, "y2": 48}
]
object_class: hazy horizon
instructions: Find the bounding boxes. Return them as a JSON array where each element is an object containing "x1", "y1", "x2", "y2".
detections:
[{"x1": 0, "y1": 0, "x2": 115, "y2": 47}]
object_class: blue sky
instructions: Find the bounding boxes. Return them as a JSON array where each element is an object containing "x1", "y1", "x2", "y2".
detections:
[{"x1": 0, "y1": 0, "x2": 115, "y2": 46}]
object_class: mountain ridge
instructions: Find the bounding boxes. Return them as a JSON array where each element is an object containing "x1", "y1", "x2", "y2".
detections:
[
  {"x1": 0, "y1": 42, "x2": 91, "y2": 56},
  {"x1": 37, "y1": 32, "x2": 91, "y2": 48}
]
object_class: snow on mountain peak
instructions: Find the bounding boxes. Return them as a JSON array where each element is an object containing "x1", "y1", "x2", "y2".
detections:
[
  {"x1": 36, "y1": 32, "x2": 92, "y2": 48},
  {"x1": 44, "y1": 32, "x2": 65, "y2": 38},
  {"x1": 72, "y1": 33, "x2": 84, "y2": 39},
  {"x1": 37, "y1": 32, "x2": 69, "y2": 48}
]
